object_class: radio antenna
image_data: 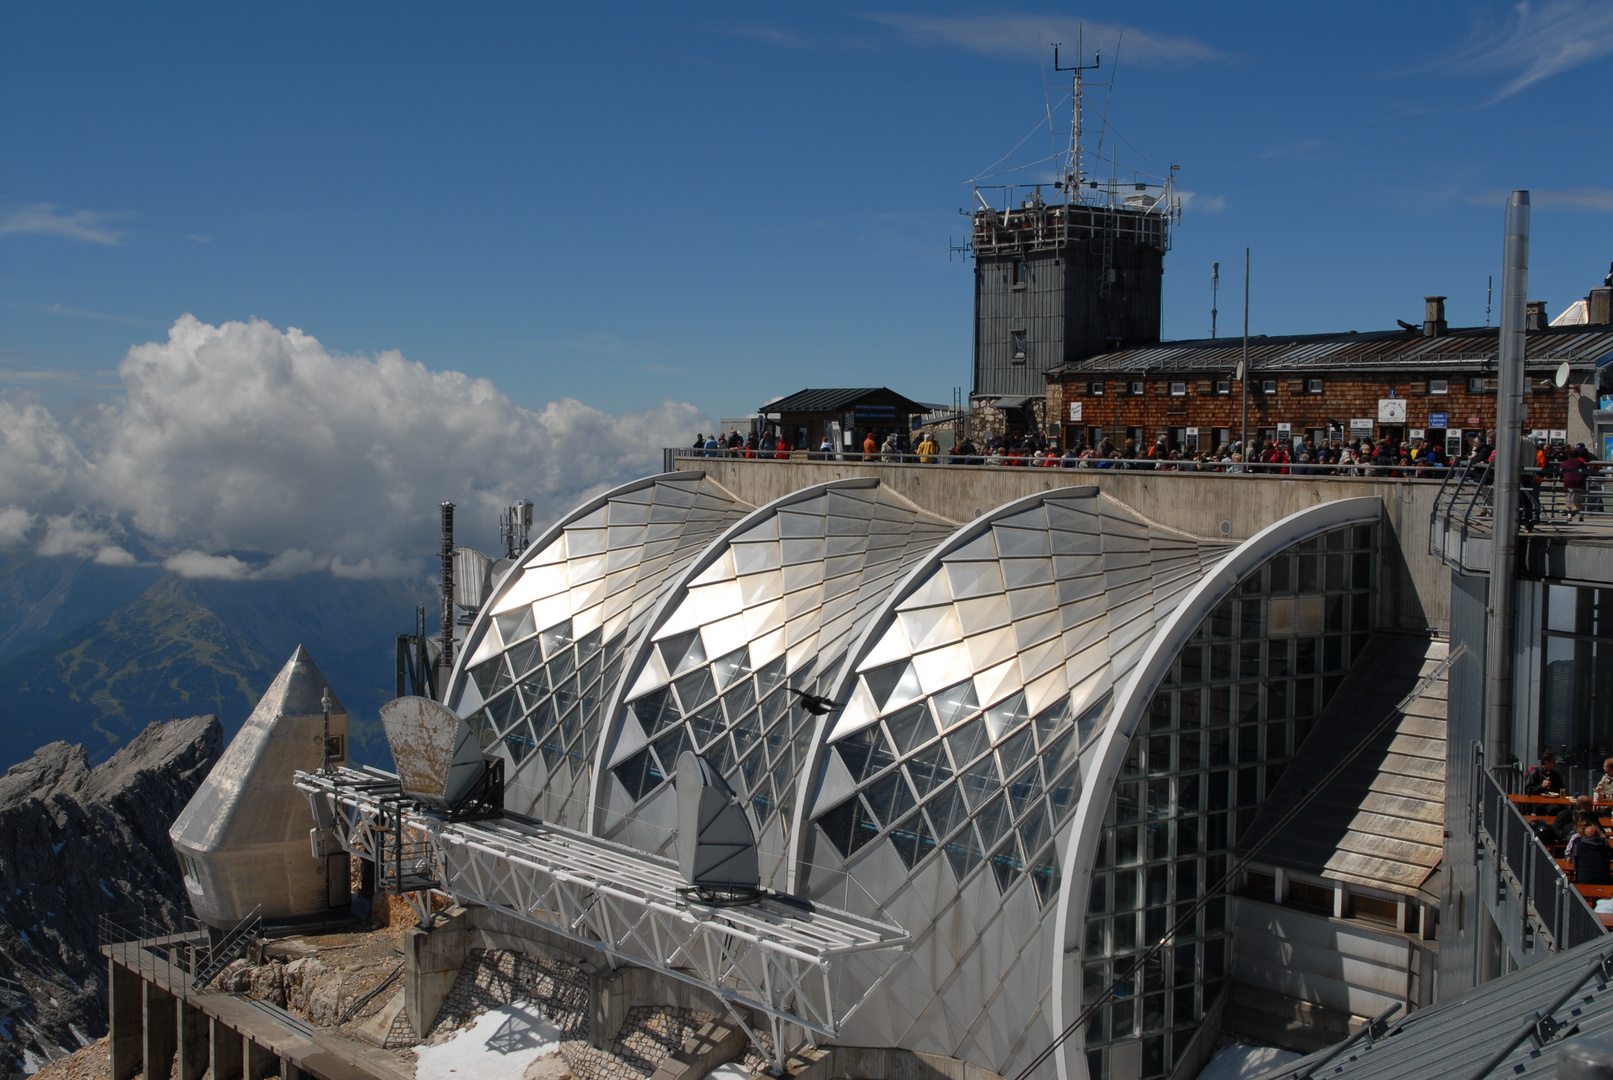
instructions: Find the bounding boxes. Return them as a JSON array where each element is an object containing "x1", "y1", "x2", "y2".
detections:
[{"x1": 1051, "y1": 34, "x2": 1101, "y2": 196}]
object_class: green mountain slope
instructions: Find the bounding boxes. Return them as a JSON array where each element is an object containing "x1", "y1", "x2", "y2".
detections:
[{"x1": 0, "y1": 576, "x2": 275, "y2": 765}]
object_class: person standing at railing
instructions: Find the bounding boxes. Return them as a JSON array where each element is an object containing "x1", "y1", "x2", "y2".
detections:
[
  {"x1": 915, "y1": 431, "x2": 938, "y2": 464},
  {"x1": 1563, "y1": 445, "x2": 1589, "y2": 522}
]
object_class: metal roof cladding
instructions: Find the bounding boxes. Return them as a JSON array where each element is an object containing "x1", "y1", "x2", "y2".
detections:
[
  {"x1": 1046, "y1": 325, "x2": 1613, "y2": 376},
  {"x1": 1257, "y1": 936, "x2": 1613, "y2": 1080},
  {"x1": 759, "y1": 387, "x2": 930, "y2": 414}
]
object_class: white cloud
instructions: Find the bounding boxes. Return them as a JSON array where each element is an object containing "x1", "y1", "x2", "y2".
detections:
[
  {"x1": 93, "y1": 546, "x2": 137, "y2": 566},
  {"x1": 0, "y1": 316, "x2": 707, "y2": 579},
  {"x1": 1453, "y1": 1, "x2": 1613, "y2": 100},
  {"x1": 0, "y1": 507, "x2": 34, "y2": 549},
  {"x1": 0, "y1": 204, "x2": 125, "y2": 245},
  {"x1": 1177, "y1": 191, "x2": 1227, "y2": 213},
  {"x1": 862, "y1": 12, "x2": 1226, "y2": 65}
]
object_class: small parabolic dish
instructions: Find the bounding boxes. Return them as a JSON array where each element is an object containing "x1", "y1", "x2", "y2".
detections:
[
  {"x1": 676, "y1": 750, "x2": 759, "y2": 892},
  {"x1": 380, "y1": 696, "x2": 487, "y2": 811}
]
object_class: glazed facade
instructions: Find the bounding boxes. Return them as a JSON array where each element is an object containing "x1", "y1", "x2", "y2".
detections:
[{"x1": 444, "y1": 470, "x2": 1383, "y2": 1080}]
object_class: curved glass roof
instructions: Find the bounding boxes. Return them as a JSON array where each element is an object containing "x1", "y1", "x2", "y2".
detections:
[
  {"x1": 796, "y1": 491, "x2": 1231, "y2": 1070},
  {"x1": 594, "y1": 478, "x2": 954, "y2": 889},
  {"x1": 447, "y1": 473, "x2": 750, "y2": 827}
]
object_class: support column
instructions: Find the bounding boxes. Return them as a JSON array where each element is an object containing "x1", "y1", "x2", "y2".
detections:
[
  {"x1": 141, "y1": 982, "x2": 177, "y2": 1080},
  {"x1": 178, "y1": 1001, "x2": 209, "y2": 1080},
  {"x1": 210, "y1": 1019, "x2": 243, "y2": 1080},
  {"x1": 108, "y1": 962, "x2": 143, "y2": 1080},
  {"x1": 284, "y1": 1059, "x2": 310, "y2": 1080},
  {"x1": 245, "y1": 1038, "x2": 279, "y2": 1080},
  {"x1": 403, "y1": 908, "x2": 469, "y2": 1038}
]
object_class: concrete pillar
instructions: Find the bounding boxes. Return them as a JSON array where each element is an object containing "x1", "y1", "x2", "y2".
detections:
[
  {"x1": 210, "y1": 1019, "x2": 243, "y2": 1080},
  {"x1": 178, "y1": 1002, "x2": 209, "y2": 1080},
  {"x1": 245, "y1": 1038, "x2": 279, "y2": 1080},
  {"x1": 404, "y1": 908, "x2": 469, "y2": 1038},
  {"x1": 284, "y1": 1059, "x2": 310, "y2": 1080},
  {"x1": 108, "y1": 962, "x2": 144, "y2": 1080},
  {"x1": 141, "y1": 982, "x2": 177, "y2": 1080},
  {"x1": 590, "y1": 964, "x2": 635, "y2": 1051}
]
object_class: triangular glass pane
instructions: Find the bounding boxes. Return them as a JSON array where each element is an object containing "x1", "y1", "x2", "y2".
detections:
[
  {"x1": 863, "y1": 660, "x2": 920, "y2": 712},
  {"x1": 496, "y1": 606, "x2": 537, "y2": 647},
  {"x1": 905, "y1": 742, "x2": 954, "y2": 799},
  {"x1": 505, "y1": 639, "x2": 544, "y2": 680},
  {"x1": 1018, "y1": 801, "x2": 1051, "y2": 855},
  {"x1": 739, "y1": 745, "x2": 769, "y2": 794},
  {"x1": 1047, "y1": 763, "x2": 1082, "y2": 824},
  {"x1": 545, "y1": 647, "x2": 577, "y2": 687},
  {"x1": 721, "y1": 679, "x2": 757, "y2": 723},
  {"x1": 470, "y1": 656, "x2": 512, "y2": 700},
  {"x1": 630, "y1": 687, "x2": 679, "y2": 736},
  {"x1": 687, "y1": 704, "x2": 725, "y2": 750},
  {"x1": 957, "y1": 756, "x2": 1003, "y2": 811},
  {"x1": 652, "y1": 727, "x2": 691, "y2": 779},
  {"x1": 834, "y1": 725, "x2": 895, "y2": 782},
  {"x1": 504, "y1": 720, "x2": 537, "y2": 764},
  {"x1": 755, "y1": 656, "x2": 788, "y2": 698},
  {"x1": 925, "y1": 784, "x2": 969, "y2": 841},
  {"x1": 551, "y1": 676, "x2": 579, "y2": 717},
  {"x1": 674, "y1": 667, "x2": 717, "y2": 712},
  {"x1": 931, "y1": 681, "x2": 980, "y2": 731},
  {"x1": 990, "y1": 835, "x2": 1024, "y2": 893},
  {"x1": 540, "y1": 620, "x2": 574, "y2": 659},
  {"x1": 815, "y1": 797, "x2": 877, "y2": 859},
  {"x1": 465, "y1": 709, "x2": 498, "y2": 750},
  {"x1": 998, "y1": 726, "x2": 1036, "y2": 778},
  {"x1": 657, "y1": 629, "x2": 704, "y2": 675},
  {"x1": 1033, "y1": 695, "x2": 1074, "y2": 748},
  {"x1": 1077, "y1": 693, "x2": 1112, "y2": 747},
  {"x1": 987, "y1": 693, "x2": 1029, "y2": 741},
  {"x1": 575, "y1": 628, "x2": 604, "y2": 661},
  {"x1": 731, "y1": 711, "x2": 763, "y2": 758},
  {"x1": 946, "y1": 718, "x2": 990, "y2": 769},
  {"x1": 864, "y1": 770, "x2": 917, "y2": 830},
  {"x1": 1006, "y1": 759, "x2": 1044, "y2": 818},
  {"x1": 711, "y1": 647, "x2": 752, "y2": 690},
  {"x1": 486, "y1": 690, "x2": 522, "y2": 734},
  {"x1": 888, "y1": 810, "x2": 933, "y2": 870},
  {"x1": 885, "y1": 703, "x2": 936, "y2": 756},
  {"x1": 1031, "y1": 851, "x2": 1060, "y2": 907},
  {"x1": 944, "y1": 826, "x2": 985, "y2": 883},
  {"x1": 974, "y1": 793, "x2": 1012, "y2": 848},
  {"x1": 709, "y1": 734, "x2": 737, "y2": 778}
]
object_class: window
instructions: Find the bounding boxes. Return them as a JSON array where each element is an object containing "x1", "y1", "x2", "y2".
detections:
[
  {"x1": 1261, "y1": 379, "x2": 1278, "y2": 395},
  {"x1": 1089, "y1": 381, "x2": 1105, "y2": 396},
  {"x1": 1468, "y1": 376, "x2": 1488, "y2": 393},
  {"x1": 1011, "y1": 330, "x2": 1027, "y2": 362},
  {"x1": 1306, "y1": 378, "x2": 1323, "y2": 394},
  {"x1": 1214, "y1": 380, "x2": 1230, "y2": 395},
  {"x1": 1013, "y1": 260, "x2": 1028, "y2": 287},
  {"x1": 1130, "y1": 380, "x2": 1146, "y2": 396},
  {"x1": 1429, "y1": 378, "x2": 1449, "y2": 395},
  {"x1": 1170, "y1": 382, "x2": 1187, "y2": 397}
]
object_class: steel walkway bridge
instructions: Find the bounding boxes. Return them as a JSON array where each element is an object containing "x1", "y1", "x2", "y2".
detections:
[{"x1": 295, "y1": 766, "x2": 908, "y2": 1072}]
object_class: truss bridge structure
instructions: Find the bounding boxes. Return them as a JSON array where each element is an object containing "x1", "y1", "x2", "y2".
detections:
[{"x1": 295, "y1": 766, "x2": 909, "y2": 1071}]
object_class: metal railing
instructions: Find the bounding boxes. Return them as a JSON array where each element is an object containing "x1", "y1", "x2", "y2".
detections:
[
  {"x1": 191, "y1": 905, "x2": 261, "y2": 989},
  {"x1": 1476, "y1": 766, "x2": 1606, "y2": 951},
  {"x1": 98, "y1": 907, "x2": 212, "y2": 981}
]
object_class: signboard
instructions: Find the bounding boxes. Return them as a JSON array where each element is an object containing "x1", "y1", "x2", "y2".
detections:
[
  {"x1": 1551, "y1": 429, "x2": 1567, "y2": 446},
  {"x1": 1468, "y1": 416, "x2": 1482, "y2": 427},
  {"x1": 1068, "y1": 401, "x2": 1083, "y2": 422},
  {"x1": 1530, "y1": 429, "x2": 1549, "y2": 443},
  {"x1": 1446, "y1": 429, "x2": 1464, "y2": 457},
  {"x1": 1410, "y1": 428, "x2": 1426, "y2": 442},
  {"x1": 1429, "y1": 413, "x2": 1448, "y2": 429},
  {"x1": 1378, "y1": 398, "x2": 1407, "y2": 423},
  {"x1": 1186, "y1": 427, "x2": 1200, "y2": 452},
  {"x1": 1350, "y1": 418, "x2": 1374, "y2": 439}
]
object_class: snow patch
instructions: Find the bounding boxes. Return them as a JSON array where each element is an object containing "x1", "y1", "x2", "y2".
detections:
[
  {"x1": 414, "y1": 1002, "x2": 564, "y2": 1080},
  {"x1": 1194, "y1": 1042, "x2": 1302, "y2": 1080},
  {"x1": 708, "y1": 1064, "x2": 754, "y2": 1080}
]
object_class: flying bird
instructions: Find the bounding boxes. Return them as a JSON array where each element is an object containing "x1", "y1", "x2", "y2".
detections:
[{"x1": 788, "y1": 688, "x2": 838, "y2": 716}]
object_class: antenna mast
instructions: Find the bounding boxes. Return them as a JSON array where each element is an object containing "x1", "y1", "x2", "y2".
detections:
[
  {"x1": 1052, "y1": 37, "x2": 1100, "y2": 199},
  {"x1": 1211, "y1": 262, "x2": 1220, "y2": 338}
]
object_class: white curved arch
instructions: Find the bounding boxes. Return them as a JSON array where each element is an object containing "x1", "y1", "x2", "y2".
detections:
[
  {"x1": 444, "y1": 471, "x2": 750, "y2": 827},
  {"x1": 1046, "y1": 496, "x2": 1382, "y2": 1080}
]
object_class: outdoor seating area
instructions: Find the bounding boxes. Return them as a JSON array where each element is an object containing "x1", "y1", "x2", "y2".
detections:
[{"x1": 1509, "y1": 792, "x2": 1613, "y2": 927}]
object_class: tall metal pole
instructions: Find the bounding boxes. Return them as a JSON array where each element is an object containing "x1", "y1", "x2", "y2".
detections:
[
  {"x1": 439, "y1": 501, "x2": 455, "y2": 699},
  {"x1": 1240, "y1": 248, "x2": 1250, "y2": 454},
  {"x1": 1485, "y1": 191, "x2": 1530, "y2": 773},
  {"x1": 1211, "y1": 262, "x2": 1220, "y2": 339}
]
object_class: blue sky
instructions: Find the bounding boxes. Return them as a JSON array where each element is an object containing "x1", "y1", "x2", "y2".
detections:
[{"x1": 3, "y1": 2, "x2": 1612, "y2": 423}]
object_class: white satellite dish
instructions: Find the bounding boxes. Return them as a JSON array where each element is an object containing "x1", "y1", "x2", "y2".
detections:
[
  {"x1": 1234, "y1": 361, "x2": 1245, "y2": 381},
  {"x1": 1555, "y1": 362, "x2": 1571, "y2": 388}
]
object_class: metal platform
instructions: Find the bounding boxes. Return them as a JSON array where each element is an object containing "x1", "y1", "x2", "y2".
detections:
[{"x1": 296, "y1": 767, "x2": 908, "y2": 1070}]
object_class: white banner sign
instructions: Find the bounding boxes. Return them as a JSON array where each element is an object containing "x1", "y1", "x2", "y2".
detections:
[
  {"x1": 1377, "y1": 398, "x2": 1407, "y2": 423},
  {"x1": 1350, "y1": 418, "x2": 1374, "y2": 438},
  {"x1": 1069, "y1": 401, "x2": 1083, "y2": 422}
]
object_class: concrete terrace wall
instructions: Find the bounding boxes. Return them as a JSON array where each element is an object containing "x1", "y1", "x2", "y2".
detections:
[{"x1": 671, "y1": 455, "x2": 1451, "y2": 633}]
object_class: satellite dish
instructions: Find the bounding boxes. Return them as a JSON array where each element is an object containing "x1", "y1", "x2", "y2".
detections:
[
  {"x1": 1234, "y1": 361, "x2": 1245, "y2": 381},
  {"x1": 380, "y1": 696, "x2": 488, "y2": 811},
  {"x1": 676, "y1": 751, "x2": 760, "y2": 900},
  {"x1": 1556, "y1": 362, "x2": 1571, "y2": 388}
]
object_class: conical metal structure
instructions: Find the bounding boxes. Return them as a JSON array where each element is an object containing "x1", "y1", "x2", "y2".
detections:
[{"x1": 170, "y1": 645, "x2": 350, "y2": 927}]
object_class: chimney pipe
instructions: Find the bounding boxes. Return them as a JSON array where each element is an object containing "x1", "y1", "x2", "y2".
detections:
[
  {"x1": 1590, "y1": 287, "x2": 1612, "y2": 325},
  {"x1": 439, "y1": 501, "x2": 455, "y2": 697},
  {"x1": 1525, "y1": 300, "x2": 1548, "y2": 330},
  {"x1": 1423, "y1": 296, "x2": 1448, "y2": 338}
]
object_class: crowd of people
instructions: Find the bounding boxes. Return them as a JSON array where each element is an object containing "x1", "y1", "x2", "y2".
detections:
[
  {"x1": 1525, "y1": 751, "x2": 1613, "y2": 885},
  {"x1": 691, "y1": 428, "x2": 1600, "y2": 488}
]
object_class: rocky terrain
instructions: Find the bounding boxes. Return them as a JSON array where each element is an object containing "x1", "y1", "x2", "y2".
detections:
[{"x1": 0, "y1": 716, "x2": 222, "y2": 1072}]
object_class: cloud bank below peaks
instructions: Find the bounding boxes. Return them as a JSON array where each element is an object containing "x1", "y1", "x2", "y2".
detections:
[{"x1": 0, "y1": 316, "x2": 706, "y2": 578}]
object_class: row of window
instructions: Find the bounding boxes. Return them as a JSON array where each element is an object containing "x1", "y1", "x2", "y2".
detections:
[{"x1": 1071, "y1": 376, "x2": 1485, "y2": 396}]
